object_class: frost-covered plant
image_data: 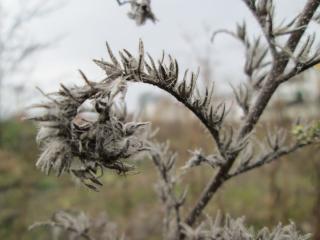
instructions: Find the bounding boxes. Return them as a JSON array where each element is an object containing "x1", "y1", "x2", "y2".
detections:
[
  {"x1": 30, "y1": 0, "x2": 320, "y2": 239},
  {"x1": 29, "y1": 75, "x2": 150, "y2": 190},
  {"x1": 181, "y1": 214, "x2": 311, "y2": 240},
  {"x1": 29, "y1": 210, "x2": 124, "y2": 240},
  {"x1": 30, "y1": 211, "x2": 311, "y2": 240},
  {"x1": 116, "y1": 0, "x2": 156, "y2": 25}
]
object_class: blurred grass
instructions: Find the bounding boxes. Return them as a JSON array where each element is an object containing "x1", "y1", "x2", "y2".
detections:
[{"x1": 0, "y1": 116, "x2": 319, "y2": 239}]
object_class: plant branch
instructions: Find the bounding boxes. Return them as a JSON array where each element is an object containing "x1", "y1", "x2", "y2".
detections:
[
  {"x1": 150, "y1": 143, "x2": 187, "y2": 239},
  {"x1": 184, "y1": 0, "x2": 320, "y2": 228},
  {"x1": 278, "y1": 58, "x2": 320, "y2": 83},
  {"x1": 94, "y1": 41, "x2": 225, "y2": 155},
  {"x1": 226, "y1": 142, "x2": 310, "y2": 180},
  {"x1": 116, "y1": 0, "x2": 133, "y2": 6},
  {"x1": 29, "y1": 221, "x2": 94, "y2": 240},
  {"x1": 242, "y1": 0, "x2": 278, "y2": 58}
]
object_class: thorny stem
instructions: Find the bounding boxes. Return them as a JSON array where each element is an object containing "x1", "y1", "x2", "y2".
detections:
[
  {"x1": 242, "y1": 0, "x2": 278, "y2": 58},
  {"x1": 139, "y1": 79, "x2": 222, "y2": 152},
  {"x1": 225, "y1": 142, "x2": 310, "y2": 180},
  {"x1": 240, "y1": 0, "x2": 320, "y2": 138},
  {"x1": 184, "y1": 0, "x2": 320, "y2": 228},
  {"x1": 151, "y1": 149, "x2": 184, "y2": 240},
  {"x1": 278, "y1": 58, "x2": 320, "y2": 83}
]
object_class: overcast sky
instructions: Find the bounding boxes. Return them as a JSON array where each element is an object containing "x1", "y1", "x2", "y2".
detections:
[{"x1": 3, "y1": 0, "x2": 308, "y2": 112}]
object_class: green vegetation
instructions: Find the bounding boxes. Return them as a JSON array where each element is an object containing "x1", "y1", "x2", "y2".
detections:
[{"x1": 0, "y1": 118, "x2": 318, "y2": 239}]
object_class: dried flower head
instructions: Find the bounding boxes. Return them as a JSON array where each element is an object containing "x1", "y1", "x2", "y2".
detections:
[
  {"x1": 29, "y1": 73, "x2": 150, "y2": 190},
  {"x1": 127, "y1": 0, "x2": 156, "y2": 25}
]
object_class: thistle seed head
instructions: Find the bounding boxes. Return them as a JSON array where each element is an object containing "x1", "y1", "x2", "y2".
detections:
[{"x1": 30, "y1": 76, "x2": 150, "y2": 190}]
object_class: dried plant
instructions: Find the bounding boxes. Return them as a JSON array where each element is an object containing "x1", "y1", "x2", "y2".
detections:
[
  {"x1": 29, "y1": 76, "x2": 150, "y2": 190},
  {"x1": 30, "y1": 0, "x2": 320, "y2": 239},
  {"x1": 181, "y1": 214, "x2": 311, "y2": 240},
  {"x1": 116, "y1": 0, "x2": 156, "y2": 25},
  {"x1": 29, "y1": 210, "x2": 124, "y2": 240},
  {"x1": 30, "y1": 210, "x2": 311, "y2": 240}
]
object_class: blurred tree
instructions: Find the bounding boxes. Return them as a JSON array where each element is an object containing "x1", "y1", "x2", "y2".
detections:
[{"x1": 0, "y1": 0, "x2": 60, "y2": 145}]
